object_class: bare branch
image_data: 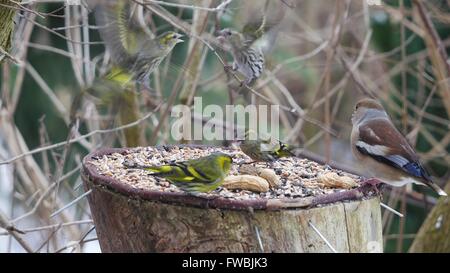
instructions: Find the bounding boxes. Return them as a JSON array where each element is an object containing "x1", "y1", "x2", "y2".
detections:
[
  {"x1": 0, "y1": 103, "x2": 162, "y2": 165},
  {"x1": 0, "y1": 210, "x2": 33, "y2": 253},
  {"x1": 140, "y1": 0, "x2": 232, "y2": 12}
]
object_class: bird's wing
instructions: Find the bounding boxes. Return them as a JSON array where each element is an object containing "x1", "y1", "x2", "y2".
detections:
[
  {"x1": 187, "y1": 157, "x2": 222, "y2": 183},
  {"x1": 94, "y1": 2, "x2": 151, "y2": 66},
  {"x1": 94, "y1": 2, "x2": 130, "y2": 65},
  {"x1": 241, "y1": 17, "x2": 281, "y2": 50},
  {"x1": 241, "y1": 2, "x2": 286, "y2": 52},
  {"x1": 146, "y1": 163, "x2": 195, "y2": 182},
  {"x1": 356, "y1": 119, "x2": 431, "y2": 181}
]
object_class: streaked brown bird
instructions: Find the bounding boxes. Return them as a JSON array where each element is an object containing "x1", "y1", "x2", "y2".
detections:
[
  {"x1": 218, "y1": 27, "x2": 265, "y2": 86},
  {"x1": 217, "y1": 4, "x2": 283, "y2": 87}
]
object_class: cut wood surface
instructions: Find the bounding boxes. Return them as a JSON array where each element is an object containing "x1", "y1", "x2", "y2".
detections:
[{"x1": 82, "y1": 147, "x2": 383, "y2": 253}]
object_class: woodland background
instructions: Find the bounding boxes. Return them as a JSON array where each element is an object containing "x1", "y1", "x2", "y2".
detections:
[{"x1": 0, "y1": 0, "x2": 449, "y2": 252}]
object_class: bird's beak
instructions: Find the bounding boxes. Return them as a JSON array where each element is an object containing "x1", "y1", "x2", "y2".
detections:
[
  {"x1": 217, "y1": 29, "x2": 228, "y2": 38},
  {"x1": 175, "y1": 33, "x2": 184, "y2": 43}
]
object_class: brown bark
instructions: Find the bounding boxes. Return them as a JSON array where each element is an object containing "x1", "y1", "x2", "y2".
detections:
[
  {"x1": 0, "y1": 0, "x2": 16, "y2": 64},
  {"x1": 409, "y1": 182, "x2": 450, "y2": 253},
  {"x1": 82, "y1": 147, "x2": 383, "y2": 253},
  {"x1": 118, "y1": 89, "x2": 144, "y2": 147}
]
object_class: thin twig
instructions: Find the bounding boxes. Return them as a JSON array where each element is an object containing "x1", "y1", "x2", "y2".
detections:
[
  {"x1": 254, "y1": 226, "x2": 264, "y2": 253},
  {"x1": 34, "y1": 224, "x2": 62, "y2": 253},
  {"x1": 17, "y1": 12, "x2": 103, "y2": 45},
  {"x1": 50, "y1": 190, "x2": 92, "y2": 218},
  {"x1": 0, "y1": 103, "x2": 162, "y2": 165},
  {"x1": 24, "y1": 62, "x2": 68, "y2": 122},
  {"x1": 54, "y1": 237, "x2": 98, "y2": 253},
  {"x1": 140, "y1": 0, "x2": 232, "y2": 12},
  {"x1": 308, "y1": 220, "x2": 337, "y2": 253},
  {"x1": 0, "y1": 210, "x2": 33, "y2": 253},
  {"x1": 412, "y1": 0, "x2": 450, "y2": 74},
  {"x1": 0, "y1": 220, "x2": 93, "y2": 236},
  {"x1": 380, "y1": 202, "x2": 404, "y2": 218},
  {"x1": 2, "y1": 0, "x2": 45, "y2": 18},
  {"x1": 55, "y1": 226, "x2": 97, "y2": 253}
]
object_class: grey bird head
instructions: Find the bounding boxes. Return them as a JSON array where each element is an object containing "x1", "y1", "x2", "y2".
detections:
[{"x1": 352, "y1": 98, "x2": 388, "y2": 126}]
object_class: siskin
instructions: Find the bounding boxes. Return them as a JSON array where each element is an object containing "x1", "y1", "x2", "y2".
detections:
[
  {"x1": 141, "y1": 153, "x2": 233, "y2": 194},
  {"x1": 217, "y1": 5, "x2": 283, "y2": 87},
  {"x1": 218, "y1": 27, "x2": 265, "y2": 86},
  {"x1": 240, "y1": 131, "x2": 295, "y2": 162},
  {"x1": 94, "y1": 1, "x2": 183, "y2": 89}
]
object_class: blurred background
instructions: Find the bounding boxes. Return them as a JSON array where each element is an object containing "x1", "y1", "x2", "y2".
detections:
[{"x1": 0, "y1": 0, "x2": 449, "y2": 252}]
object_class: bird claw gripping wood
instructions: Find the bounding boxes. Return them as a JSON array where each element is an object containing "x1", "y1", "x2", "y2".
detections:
[
  {"x1": 223, "y1": 64, "x2": 235, "y2": 72},
  {"x1": 237, "y1": 160, "x2": 256, "y2": 166},
  {"x1": 358, "y1": 178, "x2": 384, "y2": 197}
]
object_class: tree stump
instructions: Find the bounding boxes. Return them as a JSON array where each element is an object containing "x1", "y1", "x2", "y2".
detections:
[{"x1": 82, "y1": 147, "x2": 383, "y2": 253}]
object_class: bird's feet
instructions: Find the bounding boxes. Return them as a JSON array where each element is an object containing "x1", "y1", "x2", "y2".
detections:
[
  {"x1": 238, "y1": 160, "x2": 256, "y2": 166},
  {"x1": 123, "y1": 160, "x2": 140, "y2": 169},
  {"x1": 224, "y1": 64, "x2": 235, "y2": 72},
  {"x1": 359, "y1": 178, "x2": 383, "y2": 196},
  {"x1": 122, "y1": 160, "x2": 151, "y2": 170}
]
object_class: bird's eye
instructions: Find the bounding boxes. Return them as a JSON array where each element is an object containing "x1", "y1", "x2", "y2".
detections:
[{"x1": 222, "y1": 29, "x2": 231, "y2": 36}]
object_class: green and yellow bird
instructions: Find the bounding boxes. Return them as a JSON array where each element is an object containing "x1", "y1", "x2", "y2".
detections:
[
  {"x1": 70, "y1": 1, "x2": 184, "y2": 146},
  {"x1": 94, "y1": 1, "x2": 184, "y2": 88},
  {"x1": 142, "y1": 153, "x2": 233, "y2": 194},
  {"x1": 239, "y1": 131, "x2": 295, "y2": 162}
]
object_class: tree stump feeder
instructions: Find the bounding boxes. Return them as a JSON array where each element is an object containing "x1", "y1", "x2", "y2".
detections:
[{"x1": 82, "y1": 146, "x2": 383, "y2": 253}]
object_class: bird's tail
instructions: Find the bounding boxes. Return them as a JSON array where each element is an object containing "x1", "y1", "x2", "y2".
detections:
[
  {"x1": 123, "y1": 161, "x2": 168, "y2": 174},
  {"x1": 425, "y1": 181, "x2": 448, "y2": 197}
]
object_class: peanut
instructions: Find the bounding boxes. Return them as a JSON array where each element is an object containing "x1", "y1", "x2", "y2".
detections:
[
  {"x1": 223, "y1": 175, "x2": 270, "y2": 192},
  {"x1": 317, "y1": 172, "x2": 358, "y2": 189}
]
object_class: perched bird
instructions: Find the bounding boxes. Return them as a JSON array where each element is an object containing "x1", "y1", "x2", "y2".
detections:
[
  {"x1": 217, "y1": 2, "x2": 285, "y2": 87},
  {"x1": 94, "y1": 1, "x2": 184, "y2": 88},
  {"x1": 240, "y1": 131, "x2": 295, "y2": 162},
  {"x1": 141, "y1": 153, "x2": 233, "y2": 194},
  {"x1": 351, "y1": 98, "x2": 447, "y2": 196},
  {"x1": 218, "y1": 27, "x2": 265, "y2": 86}
]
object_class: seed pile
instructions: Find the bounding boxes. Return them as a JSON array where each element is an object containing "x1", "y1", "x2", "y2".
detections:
[{"x1": 88, "y1": 146, "x2": 361, "y2": 200}]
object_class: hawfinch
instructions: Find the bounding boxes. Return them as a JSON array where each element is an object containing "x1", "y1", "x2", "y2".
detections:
[{"x1": 351, "y1": 98, "x2": 447, "y2": 196}]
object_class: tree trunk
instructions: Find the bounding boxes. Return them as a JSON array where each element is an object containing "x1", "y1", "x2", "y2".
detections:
[
  {"x1": 82, "y1": 148, "x2": 383, "y2": 253},
  {"x1": 118, "y1": 89, "x2": 144, "y2": 147},
  {"x1": 0, "y1": 0, "x2": 16, "y2": 64},
  {"x1": 409, "y1": 182, "x2": 450, "y2": 252}
]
